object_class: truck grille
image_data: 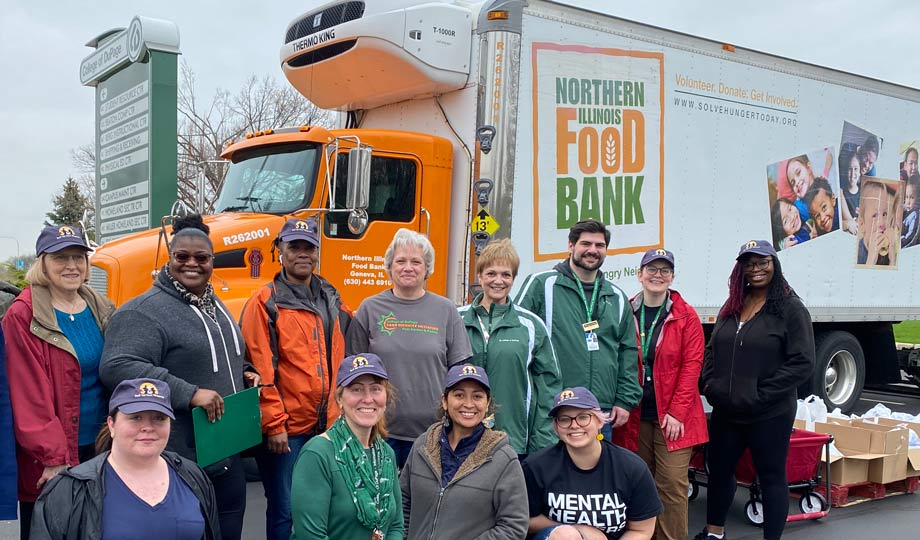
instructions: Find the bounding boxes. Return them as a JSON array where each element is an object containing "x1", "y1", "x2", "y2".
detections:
[
  {"x1": 88, "y1": 266, "x2": 108, "y2": 297},
  {"x1": 286, "y1": 1, "x2": 365, "y2": 43}
]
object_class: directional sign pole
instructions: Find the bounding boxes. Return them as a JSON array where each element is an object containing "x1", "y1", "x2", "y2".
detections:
[{"x1": 81, "y1": 17, "x2": 180, "y2": 244}]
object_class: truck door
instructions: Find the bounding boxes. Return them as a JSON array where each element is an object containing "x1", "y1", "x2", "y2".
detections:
[{"x1": 320, "y1": 152, "x2": 421, "y2": 308}]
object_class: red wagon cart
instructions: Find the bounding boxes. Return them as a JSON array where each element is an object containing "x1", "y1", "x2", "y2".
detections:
[{"x1": 688, "y1": 428, "x2": 834, "y2": 526}]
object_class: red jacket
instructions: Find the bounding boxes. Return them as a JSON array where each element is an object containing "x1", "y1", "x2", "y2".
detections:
[
  {"x1": 2, "y1": 285, "x2": 114, "y2": 501},
  {"x1": 614, "y1": 289, "x2": 708, "y2": 452}
]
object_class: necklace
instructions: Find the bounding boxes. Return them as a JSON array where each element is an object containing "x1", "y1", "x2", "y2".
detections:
[{"x1": 54, "y1": 295, "x2": 83, "y2": 322}]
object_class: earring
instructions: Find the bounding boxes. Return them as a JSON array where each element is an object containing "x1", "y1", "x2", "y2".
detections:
[
  {"x1": 441, "y1": 415, "x2": 451, "y2": 429},
  {"x1": 596, "y1": 433, "x2": 604, "y2": 441},
  {"x1": 278, "y1": 255, "x2": 283, "y2": 263}
]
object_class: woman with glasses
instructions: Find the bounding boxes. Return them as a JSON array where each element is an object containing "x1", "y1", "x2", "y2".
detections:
[
  {"x1": 100, "y1": 214, "x2": 260, "y2": 540},
  {"x1": 523, "y1": 387, "x2": 661, "y2": 540},
  {"x1": 695, "y1": 240, "x2": 814, "y2": 540},
  {"x1": 613, "y1": 249, "x2": 706, "y2": 540},
  {"x1": 3, "y1": 225, "x2": 114, "y2": 539}
]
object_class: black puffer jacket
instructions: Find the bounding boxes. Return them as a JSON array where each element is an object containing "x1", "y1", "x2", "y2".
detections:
[{"x1": 29, "y1": 451, "x2": 220, "y2": 540}]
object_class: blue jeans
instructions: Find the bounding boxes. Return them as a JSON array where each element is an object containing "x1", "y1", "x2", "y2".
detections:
[
  {"x1": 255, "y1": 433, "x2": 311, "y2": 540},
  {"x1": 601, "y1": 409, "x2": 613, "y2": 442},
  {"x1": 386, "y1": 437, "x2": 415, "y2": 469}
]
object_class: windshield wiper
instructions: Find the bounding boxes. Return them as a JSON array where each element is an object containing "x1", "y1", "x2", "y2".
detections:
[{"x1": 220, "y1": 196, "x2": 263, "y2": 213}]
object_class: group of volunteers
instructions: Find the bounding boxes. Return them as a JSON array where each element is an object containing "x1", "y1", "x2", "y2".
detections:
[{"x1": 0, "y1": 214, "x2": 815, "y2": 540}]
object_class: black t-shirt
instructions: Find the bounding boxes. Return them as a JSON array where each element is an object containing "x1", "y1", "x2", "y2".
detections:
[
  {"x1": 523, "y1": 441, "x2": 662, "y2": 539},
  {"x1": 639, "y1": 304, "x2": 667, "y2": 421}
]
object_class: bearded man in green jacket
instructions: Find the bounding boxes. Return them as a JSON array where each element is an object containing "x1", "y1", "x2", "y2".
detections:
[{"x1": 515, "y1": 219, "x2": 641, "y2": 440}]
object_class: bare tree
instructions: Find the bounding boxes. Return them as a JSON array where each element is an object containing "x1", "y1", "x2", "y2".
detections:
[
  {"x1": 177, "y1": 60, "x2": 333, "y2": 211},
  {"x1": 71, "y1": 143, "x2": 97, "y2": 239}
]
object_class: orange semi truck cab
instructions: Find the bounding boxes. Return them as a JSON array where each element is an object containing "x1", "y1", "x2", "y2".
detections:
[{"x1": 91, "y1": 126, "x2": 454, "y2": 316}]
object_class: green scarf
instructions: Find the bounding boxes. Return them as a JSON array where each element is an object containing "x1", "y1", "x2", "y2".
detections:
[{"x1": 327, "y1": 416, "x2": 397, "y2": 533}]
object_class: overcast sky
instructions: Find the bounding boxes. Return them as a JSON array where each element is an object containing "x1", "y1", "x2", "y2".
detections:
[{"x1": 1, "y1": 0, "x2": 917, "y2": 260}]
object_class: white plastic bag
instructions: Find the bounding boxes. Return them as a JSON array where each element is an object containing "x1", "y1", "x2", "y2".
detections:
[
  {"x1": 803, "y1": 395, "x2": 828, "y2": 425},
  {"x1": 861, "y1": 403, "x2": 893, "y2": 419}
]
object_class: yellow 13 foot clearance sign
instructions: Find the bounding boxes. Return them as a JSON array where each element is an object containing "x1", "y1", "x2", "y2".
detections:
[{"x1": 531, "y1": 43, "x2": 663, "y2": 261}]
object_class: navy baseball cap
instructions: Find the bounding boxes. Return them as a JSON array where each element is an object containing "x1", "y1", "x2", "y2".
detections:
[
  {"x1": 549, "y1": 386, "x2": 601, "y2": 417},
  {"x1": 337, "y1": 353, "x2": 389, "y2": 387},
  {"x1": 444, "y1": 364, "x2": 491, "y2": 392},
  {"x1": 108, "y1": 378, "x2": 175, "y2": 419},
  {"x1": 640, "y1": 248, "x2": 675, "y2": 268},
  {"x1": 277, "y1": 218, "x2": 320, "y2": 247},
  {"x1": 35, "y1": 225, "x2": 90, "y2": 255},
  {"x1": 736, "y1": 239, "x2": 777, "y2": 260}
]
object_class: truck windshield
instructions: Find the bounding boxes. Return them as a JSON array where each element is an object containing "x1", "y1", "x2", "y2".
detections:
[{"x1": 215, "y1": 142, "x2": 319, "y2": 214}]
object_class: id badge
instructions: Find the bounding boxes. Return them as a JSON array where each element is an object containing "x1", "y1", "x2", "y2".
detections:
[{"x1": 585, "y1": 331, "x2": 599, "y2": 351}]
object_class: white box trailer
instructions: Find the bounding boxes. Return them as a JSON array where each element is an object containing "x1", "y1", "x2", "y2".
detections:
[{"x1": 276, "y1": 0, "x2": 920, "y2": 411}]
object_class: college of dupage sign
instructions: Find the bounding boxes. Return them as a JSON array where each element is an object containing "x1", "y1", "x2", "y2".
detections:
[{"x1": 80, "y1": 16, "x2": 180, "y2": 244}]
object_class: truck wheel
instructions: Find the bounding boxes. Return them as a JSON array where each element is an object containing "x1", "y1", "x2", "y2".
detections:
[{"x1": 813, "y1": 331, "x2": 865, "y2": 413}]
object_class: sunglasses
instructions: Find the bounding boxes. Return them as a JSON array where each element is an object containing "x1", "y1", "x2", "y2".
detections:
[{"x1": 172, "y1": 252, "x2": 213, "y2": 264}]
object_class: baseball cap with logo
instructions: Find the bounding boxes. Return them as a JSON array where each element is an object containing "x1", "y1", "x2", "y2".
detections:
[
  {"x1": 337, "y1": 353, "x2": 389, "y2": 387},
  {"x1": 640, "y1": 248, "x2": 675, "y2": 268},
  {"x1": 277, "y1": 218, "x2": 320, "y2": 247},
  {"x1": 736, "y1": 239, "x2": 777, "y2": 260},
  {"x1": 443, "y1": 363, "x2": 491, "y2": 392},
  {"x1": 108, "y1": 378, "x2": 175, "y2": 419},
  {"x1": 548, "y1": 386, "x2": 601, "y2": 417},
  {"x1": 35, "y1": 225, "x2": 90, "y2": 255}
]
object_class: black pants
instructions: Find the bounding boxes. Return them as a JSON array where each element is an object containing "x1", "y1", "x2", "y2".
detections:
[
  {"x1": 206, "y1": 454, "x2": 247, "y2": 540},
  {"x1": 706, "y1": 408, "x2": 795, "y2": 540}
]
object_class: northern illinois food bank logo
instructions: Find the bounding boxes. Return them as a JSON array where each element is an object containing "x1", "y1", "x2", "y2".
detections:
[{"x1": 532, "y1": 42, "x2": 664, "y2": 260}]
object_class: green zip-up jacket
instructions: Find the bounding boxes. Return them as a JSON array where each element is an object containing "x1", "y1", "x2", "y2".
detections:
[
  {"x1": 458, "y1": 295, "x2": 561, "y2": 454},
  {"x1": 514, "y1": 260, "x2": 641, "y2": 411}
]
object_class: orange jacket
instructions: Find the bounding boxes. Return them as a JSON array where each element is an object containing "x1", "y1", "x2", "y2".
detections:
[{"x1": 240, "y1": 272, "x2": 352, "y2": 437}]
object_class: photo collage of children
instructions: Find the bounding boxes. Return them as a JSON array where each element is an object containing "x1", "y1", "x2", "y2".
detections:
[{"x1": 765, "y1": 121, "x2": 918, "y2": 269}]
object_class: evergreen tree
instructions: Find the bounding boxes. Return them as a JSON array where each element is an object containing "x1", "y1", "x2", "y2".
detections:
[{"x1": 45, "y1": 176, "x2": 90, "y2": 231}]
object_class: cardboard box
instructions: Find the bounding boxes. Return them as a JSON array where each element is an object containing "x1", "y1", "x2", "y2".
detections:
[
  {"x1": 816, "y1": 419, "x2": 909, "y2": 484},
  {"x1": 869, "y1": 418, "x2": 920, "y2": 478},
  {"x1": 814, "y1": 422, "x2": 879, "y2": 485}
]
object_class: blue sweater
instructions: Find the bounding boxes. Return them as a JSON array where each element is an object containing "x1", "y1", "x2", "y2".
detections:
[{"x1": 0, "y1": 325, "x2": 17, "y2": 519}]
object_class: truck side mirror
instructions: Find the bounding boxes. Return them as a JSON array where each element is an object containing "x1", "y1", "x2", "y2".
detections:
[{"x1": 346, "y1": 146, "x2": 372, "y2": 210}]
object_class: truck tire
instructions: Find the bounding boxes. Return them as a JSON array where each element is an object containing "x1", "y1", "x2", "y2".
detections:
[{"x1": 813, "y1": 331, "x2": 865, "y2": 413}]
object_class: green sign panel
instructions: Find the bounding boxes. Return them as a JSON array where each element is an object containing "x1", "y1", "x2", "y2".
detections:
[{"x1": 81, "y1": 17, "x2": 180, "y2": 244}]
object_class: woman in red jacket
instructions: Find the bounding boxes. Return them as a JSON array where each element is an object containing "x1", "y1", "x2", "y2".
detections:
[
  {"x1": 620, "y1": 248, "x2": 707, "y2": 540},
  {"x1": 2, "y1": 226, "x2": 114, "y2": 539}
]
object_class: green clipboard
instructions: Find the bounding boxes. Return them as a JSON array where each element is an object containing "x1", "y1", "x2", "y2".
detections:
[{"x1": 192, "y1": 386, "x2": 262, "y2": 467}]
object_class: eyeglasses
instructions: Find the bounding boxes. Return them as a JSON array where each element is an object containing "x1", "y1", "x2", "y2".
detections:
[
  {"x1": 554, "y1": 413, "x2": 594, "y2": 428},
  {"x1": 172, "y1": 252, "x2": 213, "y2": 264},
  {"x1": 744, "y1": 259, "x2": 772, "y2": 271},
  {"x1": 644, "y1": 266, "x2": 673, "y2": 276},
  {"x1": 47, "y1": 253, "x2": 87, "y2": 264}
]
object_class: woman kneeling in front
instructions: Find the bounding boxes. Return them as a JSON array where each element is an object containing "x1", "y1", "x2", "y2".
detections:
[
  {"x1": 30, "y1": 378, "x2": 219, "y2": 539},
  {"x1": 523, "y1": 387, "x2": 662, "y2": 540},
  {"x1": 400, "y1": 363, "x2": 528, "y2": 539}
]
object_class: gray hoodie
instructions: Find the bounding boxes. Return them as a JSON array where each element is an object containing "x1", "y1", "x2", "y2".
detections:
[{"x1": 99, "y1": 271, "x2": 253, "y2": 460}]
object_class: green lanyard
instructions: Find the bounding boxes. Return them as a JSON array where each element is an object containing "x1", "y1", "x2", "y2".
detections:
[
  {"x1": 574, "y1": 277, "x2": 601, "y2": 322},
  {"x1": 639, "y1": 302, "x2": 665, "y2": 360}
]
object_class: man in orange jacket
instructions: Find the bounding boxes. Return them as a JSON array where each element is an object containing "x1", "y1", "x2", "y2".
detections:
[{"x1": 240, "y1": 218, "x2": 352, "y2": 540}]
